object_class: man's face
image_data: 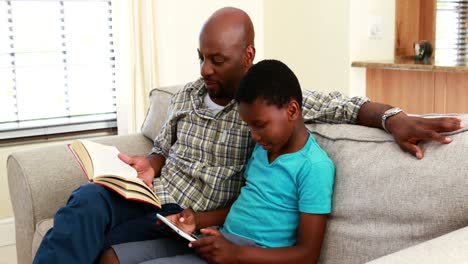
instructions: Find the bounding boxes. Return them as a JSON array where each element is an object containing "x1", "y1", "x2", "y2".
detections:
[
  {"x1": 198, "y1": 32, "x2": 248, "y2": 105},
  {"x1": 239, "y1": 98, "x2": 294, "y2": 155}
]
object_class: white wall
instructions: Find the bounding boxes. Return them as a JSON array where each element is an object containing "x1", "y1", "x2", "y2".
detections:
[
  {"x1": 154, "y1": 0, "x2": 264, "y2": 87},
  {"x1": 349, "y1": 0, "x2": 395, "y2": 96},
  {"x1": 263, "y1": 0, "x2": 395, "y2": 97},
  {"x1": 264, "y1": 0, "x2": 351, "y2": 94}
]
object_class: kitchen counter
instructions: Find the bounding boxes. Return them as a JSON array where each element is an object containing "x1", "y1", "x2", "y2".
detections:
[
  {"x1": 351, "y1": 59, "x2": 468, "y2": 114},
  {"x1": 352, "y1": 59, "x2": 468, "y2": 73}
]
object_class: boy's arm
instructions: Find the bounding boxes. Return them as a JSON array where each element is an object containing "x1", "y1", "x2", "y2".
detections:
[
  {"x1": 192, "y1": 213, "x2": 327, "y2": 264},
  {"x1": 195, "y1": 207, "x2": 231, "y2": 229},
  {"x1": 235, "y1": 213, "x2": 327, "y2": 264},
  {"x1": 166, "y1": 207, "x2": 231, "y2": 234}
]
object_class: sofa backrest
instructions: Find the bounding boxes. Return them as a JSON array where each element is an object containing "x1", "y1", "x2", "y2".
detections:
[
  {"x1": 141, "y1": 84, "x2": 184, "y2": 141},
  {"x1": 308, "y1": 117, "x2": 468, "y2": 263},
  {"x1": 141, "y1": 85, "x2": 468, "y2": 264}
]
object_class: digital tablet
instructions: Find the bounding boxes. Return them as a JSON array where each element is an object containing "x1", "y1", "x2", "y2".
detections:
[{"x1": 156, "y1": 213, "x2": 198, "y2": 242}]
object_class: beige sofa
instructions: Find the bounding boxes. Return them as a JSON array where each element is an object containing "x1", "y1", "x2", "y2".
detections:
[{"x1": 8, "y1": 85, "x2": 468, "y2": 264}]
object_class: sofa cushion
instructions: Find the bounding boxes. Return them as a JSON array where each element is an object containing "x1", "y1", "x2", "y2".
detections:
[
  {"x1": 141, "y1": 85, "x2": 183, "y2": 141},
  {"x1": 32, "y1": 218, "x2": 53, "y2": 258},
  {"x1": 367, "y1": 226, "x2": 468, "y2": 264},
  {"x1": 308, "y1": 114, "x2": 468, "y2": 264}
]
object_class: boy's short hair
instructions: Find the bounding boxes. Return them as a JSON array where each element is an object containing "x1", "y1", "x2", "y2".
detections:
[{"x1": 235, "y1": 59, "x2": 302, "y2": 108}]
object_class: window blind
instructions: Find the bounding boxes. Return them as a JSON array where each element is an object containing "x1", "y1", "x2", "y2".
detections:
[
  {"x1": 0, "y1": 0, "x2": 116, "y2": 139},
  {"x1": 436, "y1": 0, "x2": 468, "y2": 65}
]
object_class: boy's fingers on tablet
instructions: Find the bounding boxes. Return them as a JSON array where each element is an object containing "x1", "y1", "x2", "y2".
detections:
[
  {"x1": 200, "y1": 227, "x2": 221, "y2": 236},
  {"x1": 180, "y1": 208, "x2": 195, "y2": 222},
  {"x1": 165, "y1": 213, "x2": 182, "y2": 225},
  {"x1": 189, "y1": 236, "x2": 212, "y2": 248}
]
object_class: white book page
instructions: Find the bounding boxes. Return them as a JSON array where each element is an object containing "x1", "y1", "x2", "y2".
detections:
[{"x1": 80, "y1": 140, "x2": 138, "y2": 180}]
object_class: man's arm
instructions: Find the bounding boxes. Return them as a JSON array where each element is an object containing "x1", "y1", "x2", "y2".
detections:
[
  {"x1": 302, "y1": 90, "x2": 464, "y2": 159},
  {"x1": 354, "y1": 101, "x2": 392, "y2": 128},
  {"x1": 118, "y1": 101, "x2": 174, "y2": 187},
  {"x1": 147, "y1": 153, "x2": 166, "y2": 178},
  {"x1": 117, "y1": 90, "x2": 184, "y2": 186},
  {"x1": 117, "y1": 153, "x2": 166, "y2": 188},
  {"x1": 150, "y1": 92, "x2": 179, "y2": 158},
  {"x1": 302, "y1": 90, "x2": 368, "y2": 124},
  {"x1": 356, "y1": 101, "x2": 463, "y2": 159}
]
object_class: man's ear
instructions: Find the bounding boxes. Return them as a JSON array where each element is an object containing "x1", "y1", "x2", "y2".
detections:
[
  {"x1": 286, "y1": 100, "x2": 300, "y2": 121},
  {"x1": 244, "y1": 44, "x2": 256, "y2": 67}
]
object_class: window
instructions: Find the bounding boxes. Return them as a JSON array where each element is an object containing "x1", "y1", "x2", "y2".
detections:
[
  {"x1": 436, "y1": 0, "x2": 468, "y2": 65},
  {"x1": 0, "y1": 0, "x2": 116, "y2": 139}
]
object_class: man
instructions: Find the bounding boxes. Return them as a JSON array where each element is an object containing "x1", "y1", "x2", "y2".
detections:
[{"x1": 34, "y1": 7, "x2": 463, "y2": 264}]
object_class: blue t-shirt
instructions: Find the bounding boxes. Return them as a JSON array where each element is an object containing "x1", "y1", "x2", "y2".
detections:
[{"x1": 221, "y1": 133, "x2": 335, "y2": 248}]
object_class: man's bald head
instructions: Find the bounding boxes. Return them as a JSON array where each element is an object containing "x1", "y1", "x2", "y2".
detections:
[
  {"x1": 200, "y1": 7, "x2": 254, "y2": 49},
  {"x1": 197, "y1": 7, "x2": 256, "y2": 106}
]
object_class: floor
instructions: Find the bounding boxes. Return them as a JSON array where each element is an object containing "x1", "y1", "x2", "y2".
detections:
[{"x1": 0, "y1": 244, "x2": 17, "y2": 264}]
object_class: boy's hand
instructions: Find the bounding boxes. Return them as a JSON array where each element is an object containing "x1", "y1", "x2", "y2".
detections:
[
  {"x1": 118, "y1": 153, "x2": 155, "y2": 188},
  {"x1": 190, "y1": 227, "x2": 240, "y2": 264},
  {"x1": 165, "y1": 208, "x2": 197, "y2": 234}
]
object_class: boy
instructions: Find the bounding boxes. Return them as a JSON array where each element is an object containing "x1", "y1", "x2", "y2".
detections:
[{"x1": 107, "y1": 60, "x2": 335, "y2": 264}]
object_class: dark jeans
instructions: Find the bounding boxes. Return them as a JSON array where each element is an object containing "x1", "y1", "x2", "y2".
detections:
[
  {"x1": 32, "y1": 183, "x2": 183, "y2": 264},
  {"x1": 112, "y1": 233, "x2": 259, "y2": 264}
]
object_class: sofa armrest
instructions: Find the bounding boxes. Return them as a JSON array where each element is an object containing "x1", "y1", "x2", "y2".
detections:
[
  {"x1": 367, "y1": 226, "x2": 468, "y2": 264},
  {"x1": 7, "y1": 133, "x2": 153, "y2": 264}
]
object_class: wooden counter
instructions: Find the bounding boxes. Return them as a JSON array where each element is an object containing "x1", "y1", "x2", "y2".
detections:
[
  {"x1": 352, "y1": 60, "x2": 468, "y2": 114},
  {"x1": 352, "y1": 59, "x2": 468, "y2": 73}
]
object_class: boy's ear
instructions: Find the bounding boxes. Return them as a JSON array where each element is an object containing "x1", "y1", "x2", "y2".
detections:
[{"x1": 286, "y1": 100, "x2": 300, "y2": 120}]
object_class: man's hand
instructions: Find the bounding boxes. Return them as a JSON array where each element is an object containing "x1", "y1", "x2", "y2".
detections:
[
  {"x1": 190, "y1": 227, "x2": 240, "y2": 264},
  {"x1": 118, "y1": 153, "x2": 155, "y2": 188},
  {"x1": 165, "y1": 208, "x2": 197, "y2": 235},
  {"x1": 386, "y1": 113, "x2": 464, "y2": 159}
]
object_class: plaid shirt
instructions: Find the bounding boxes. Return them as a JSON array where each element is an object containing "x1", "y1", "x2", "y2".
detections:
[{"x1": 151, "y1": 78, "x2": 369, "y2": 211}]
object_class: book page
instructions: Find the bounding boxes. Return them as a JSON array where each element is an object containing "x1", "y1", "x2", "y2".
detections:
[
  {"x1": 94, "y1": 181, "x2": 160, "y2": 208},
  {"x1": 80, "y1": 140, "x2": 138, "y2": 180},
  {"x1": 97, "y1": 176, "x2": 157, "y2": 202},
  {"x1": 69, "y1": 142, "x2": 93, "y2": 179}
]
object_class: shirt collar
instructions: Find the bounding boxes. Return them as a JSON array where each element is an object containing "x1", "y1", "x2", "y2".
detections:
[{"x1": 189, "y1": 78, "x2": 237, "y2": 117}]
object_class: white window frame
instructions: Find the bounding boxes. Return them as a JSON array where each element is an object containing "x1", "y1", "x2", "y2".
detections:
[{"x1": 0, "y1": 0, "x2": 117, "y2": 140}]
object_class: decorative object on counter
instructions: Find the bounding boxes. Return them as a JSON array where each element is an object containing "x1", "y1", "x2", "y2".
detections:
[{"x1": 414, "y1": 40, "x2": 433, "y2": 63}]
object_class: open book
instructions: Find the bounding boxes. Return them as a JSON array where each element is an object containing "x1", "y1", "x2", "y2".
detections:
[{"x1": 68, "y1": 139, "x2": 161, "y2": 208}]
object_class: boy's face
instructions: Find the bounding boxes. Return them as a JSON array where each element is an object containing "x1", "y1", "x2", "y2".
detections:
[{"x1": 239, "y1": 98, "x2": 295, "y2": 155}]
